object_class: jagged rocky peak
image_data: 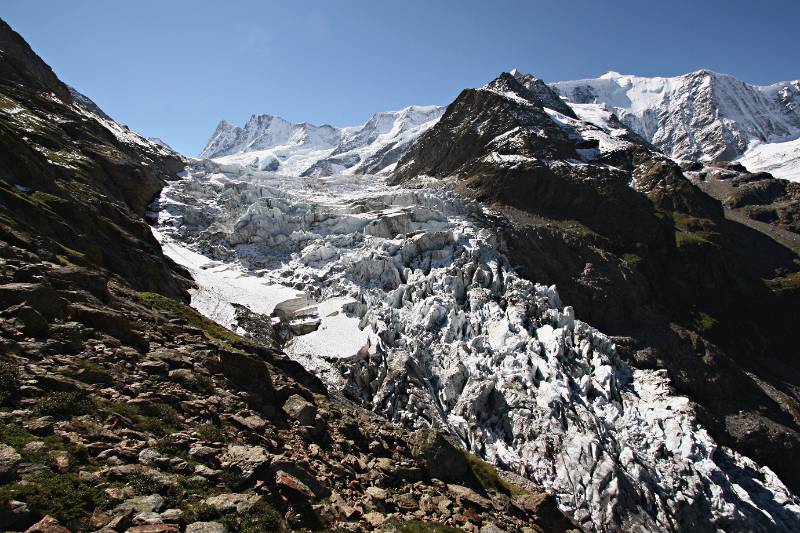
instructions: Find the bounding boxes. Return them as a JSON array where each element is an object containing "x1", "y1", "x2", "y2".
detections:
[
  {"x1": 552, "y1": 69, "x2": 800, "y2": 180},
  {"x1": 508, "y1": 68, "x2": 578, "y2": 118}
]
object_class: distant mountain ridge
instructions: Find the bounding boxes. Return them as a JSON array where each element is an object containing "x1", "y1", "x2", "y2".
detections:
[
  {"x1": 199, "y1": 104, "x2": 444, "y2": 176},
  {"x1": 551, "y1": 70, "x2": 800, "y2": 180}
]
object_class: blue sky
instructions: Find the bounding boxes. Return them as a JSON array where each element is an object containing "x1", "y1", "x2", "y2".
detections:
[{"x1": 3, "y1": 0, "x2": 798, "y2": 155}]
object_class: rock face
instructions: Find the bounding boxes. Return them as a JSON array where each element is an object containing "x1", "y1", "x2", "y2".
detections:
[
  {"x1": 199, "y1": 105, "x2": 444, "y2": 177},
  {"x1": 551, "y1": 70, "x2": 800, "y2": 180},
  {"x1": 0, "y1": 19, "x2": 189, "y2": 300}
]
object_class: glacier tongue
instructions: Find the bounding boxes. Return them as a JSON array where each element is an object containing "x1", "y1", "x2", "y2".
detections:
[{"x1": 152, "y1": 160, "x2": 800, "y2": 532}]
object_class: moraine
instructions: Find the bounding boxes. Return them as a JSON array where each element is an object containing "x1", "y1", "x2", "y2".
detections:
[{"x1": 151, "y1": 159, "x2": 800, "y2": 532}]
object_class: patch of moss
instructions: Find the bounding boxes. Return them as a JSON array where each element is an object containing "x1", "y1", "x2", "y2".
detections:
[
  {"x1": 691, "y1": 311, "x2": 719, "y2": 333},
  {"x1": 390, "y1": 520, "x2": 463, "y2": 533},
  {"x1": 621, "y1": 253, "x2": 643, "y2": 265},
  {"x1": 185, "y1": 499, "x2": 285, "y2": 532},
  {"x1": 462, "y1": 451, "x2": 527, "y2": 497},
  {"x1": 65, "y1": 359, "x2": 114, "y2": 384},
  {"x1": 671, "y1": 211, "x2": 720, "y2": 248}
]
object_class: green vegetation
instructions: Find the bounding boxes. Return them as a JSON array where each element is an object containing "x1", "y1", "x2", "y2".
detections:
[
  {"x1": 670, "y1": 211, "x2": 720, "y2": 248},
  {"x1": 65, "y1": 359, "x2": 114, "y2": 384},
  {"x1": 691, "y1": 311, "x2": 719, "y2": 333},
  {"x1": 99, "y1": 400, "x2": 181, "y2": 436},
  {"x1": 155, "y1": 434, "x2": 188, "y2": 459},
  {"x1": 131, "y1": 290, "x2": 257, "y2": 352},
  {"x1": 389, "y1": 520, "x2": 463, "y2": 533},
  {"x1": 185, "y1": 499, "x2": 285, "y2": 532},
  {"x1": 0, "y1": 423, "x2": 89, "y2": 469},
  {"x1": 461, "y1": 450, "x2": 527, "y2": 497},
  {"x1": 0, "y1": 473, "x2": 108, "y2": 530},
  {"x1": 621, "y1": 253, "x2": 643, "y2": 265},
  {"x1": 196, "y1": 422, "x2": 226, "y2": 443},
  {"x1": 765, "y1": 271, "x2": 800, "y2": 294},
  {"x1": 0, "y1": 361, "x2": 20, "y2": 406},
  {"x1": 34, "y1": 391, "x2": 92, "y2": 420}
]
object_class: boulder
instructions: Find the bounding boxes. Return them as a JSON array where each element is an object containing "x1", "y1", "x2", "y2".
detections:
[
  {"x1": 24, "y1": 515, "x2": 70, "y2": 533},
  {"x1": 0, "y1": 443, "x2": 21, "y2": 482},
  {"x1": 411, "y1": 428, "x2": 472, "y2": 485},
  {"x1": 275, "y1": 469, "x2": 315, "y2": 500},
  {"x1": 219, "y1": 352, "x2": 274, "y2": 400},
  {"x1": 185, "y1": 522, "x2": 227, "y2": 533},
  {"x1": 0, "y1": 283, "x2": 64, "y2": 318},
  {"x1": 202, "y1": 493, "x2": 261, "y2": 514},
  {"x1": 282, "y1": 394, "x2": 317, "y2": 427},
  {"x1": 219, "y1": 445, "x2": 269, "y2": 481}
]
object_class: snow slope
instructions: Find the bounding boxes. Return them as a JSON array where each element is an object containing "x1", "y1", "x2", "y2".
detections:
[
  {"x1": 151, "y1": 159, "x2": 800, "y2": 532},
  {"x1": 552, "y1": 71, "x2": 800, "y2": 181},
  {"x1": 199, "y1": 105, "x2": 444, "y2": 176}
]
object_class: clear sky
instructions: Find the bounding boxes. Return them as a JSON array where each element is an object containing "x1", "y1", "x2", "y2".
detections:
[{"x1": 2, "y1": 0, "x2": 798, "y2": 156}]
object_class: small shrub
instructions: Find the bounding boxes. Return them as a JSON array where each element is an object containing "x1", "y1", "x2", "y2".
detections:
[
  {"x1": 196, "y1": 423, "x2": 225, "y2": 443},
  {"x1": 0, "y1": 361, "x2": 20, "y2": 406},
  {"x1": 127, "y1": 473, "x2": 163, "y2": 496},
  {"x1": 155, "y1": 435, "x2": 187, "y2": 458},
  {"x1": 34, "y1": 391, "x2": 91, "y2": 420}
]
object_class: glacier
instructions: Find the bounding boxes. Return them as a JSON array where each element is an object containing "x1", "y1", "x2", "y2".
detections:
[{"x1": 150, "y1": 159, "x2": 800, "y2": 532}]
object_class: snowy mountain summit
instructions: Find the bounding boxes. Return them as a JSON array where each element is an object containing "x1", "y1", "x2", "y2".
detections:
[
  {"x1": 552, "y1": 70, "x2": 800, "y2": 180},
  {"x1": 199, "y1": 104, "x2": 444, "y2": 176}
]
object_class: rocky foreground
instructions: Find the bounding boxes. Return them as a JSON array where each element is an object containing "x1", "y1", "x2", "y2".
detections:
[{"x1": 0, "y1": 257, "x2": 573, "y2": 533}]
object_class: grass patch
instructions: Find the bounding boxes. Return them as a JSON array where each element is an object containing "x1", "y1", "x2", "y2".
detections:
[
  {"x1": 185, "y1": 499, "x2": 285, "y2": 532},
  {"x1": 765, "y1": 271, "x2": 800, "y2": 294},
  {"x1": 0, "y1": 473, "x2": 108, "y2": 530},
  {"x1": 462, "y1": 451, "x2": 527, "y2": 497},
  {"x1": 671, "y1": 211, "x2": 720, "y2": 248},
  {"x1": 65, "y1": 359, "x2": 114, "y2": 384},
  {"x1": 130, "y1": 290, "x2": 256, "y2": 352},
  {"x1": 0, "y1": 423, "x2": 88, "y2": 469},
  {"x1": 691, "y1": 311, "x2": 719, "y2": 333},
  {"x1": 34, "y1": 391, "x2": 92, "y2": 420},
  {"x1": 99, "y1": 400, "x2": 181, "y2": 436},
  {"x1": 390, "y1": 520, "x2": 463, "y2": 533},
  {"x1": 621, "y1": 253, "x2": 643, "y2": 265}
]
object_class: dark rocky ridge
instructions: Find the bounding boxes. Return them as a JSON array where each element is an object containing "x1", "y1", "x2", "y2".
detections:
[
  {"x1": 0, "y1": 20, "x2": 189, "y2": 300},
  {"x1": 392, "y1": 72, "x2": 800, "y2": 497},
  {"x1": 0, "y1": 20, "x2": 574, "y2": 533}
]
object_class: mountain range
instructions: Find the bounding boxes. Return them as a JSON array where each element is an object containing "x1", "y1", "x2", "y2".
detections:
[{"x1": 200, "y1": 69, "x2": 800, "y2": 183}]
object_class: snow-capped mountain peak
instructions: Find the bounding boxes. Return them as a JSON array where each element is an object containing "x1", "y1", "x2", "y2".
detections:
[
  {"x1": 551, "y1": 69, "x2": 800, "y2": 180},
  {"x1": 199, "y1": 104, "x2": 445, "y2": 176}
]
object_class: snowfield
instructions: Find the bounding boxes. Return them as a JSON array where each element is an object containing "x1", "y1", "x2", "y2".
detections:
[{"x1": 151, "y1": 159, "x2": 800, "y2": 532}]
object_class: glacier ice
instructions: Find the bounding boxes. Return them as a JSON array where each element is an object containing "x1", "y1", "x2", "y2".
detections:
[{"x1": 151, "y1": 160, "x2": 800, "y2": 532}]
